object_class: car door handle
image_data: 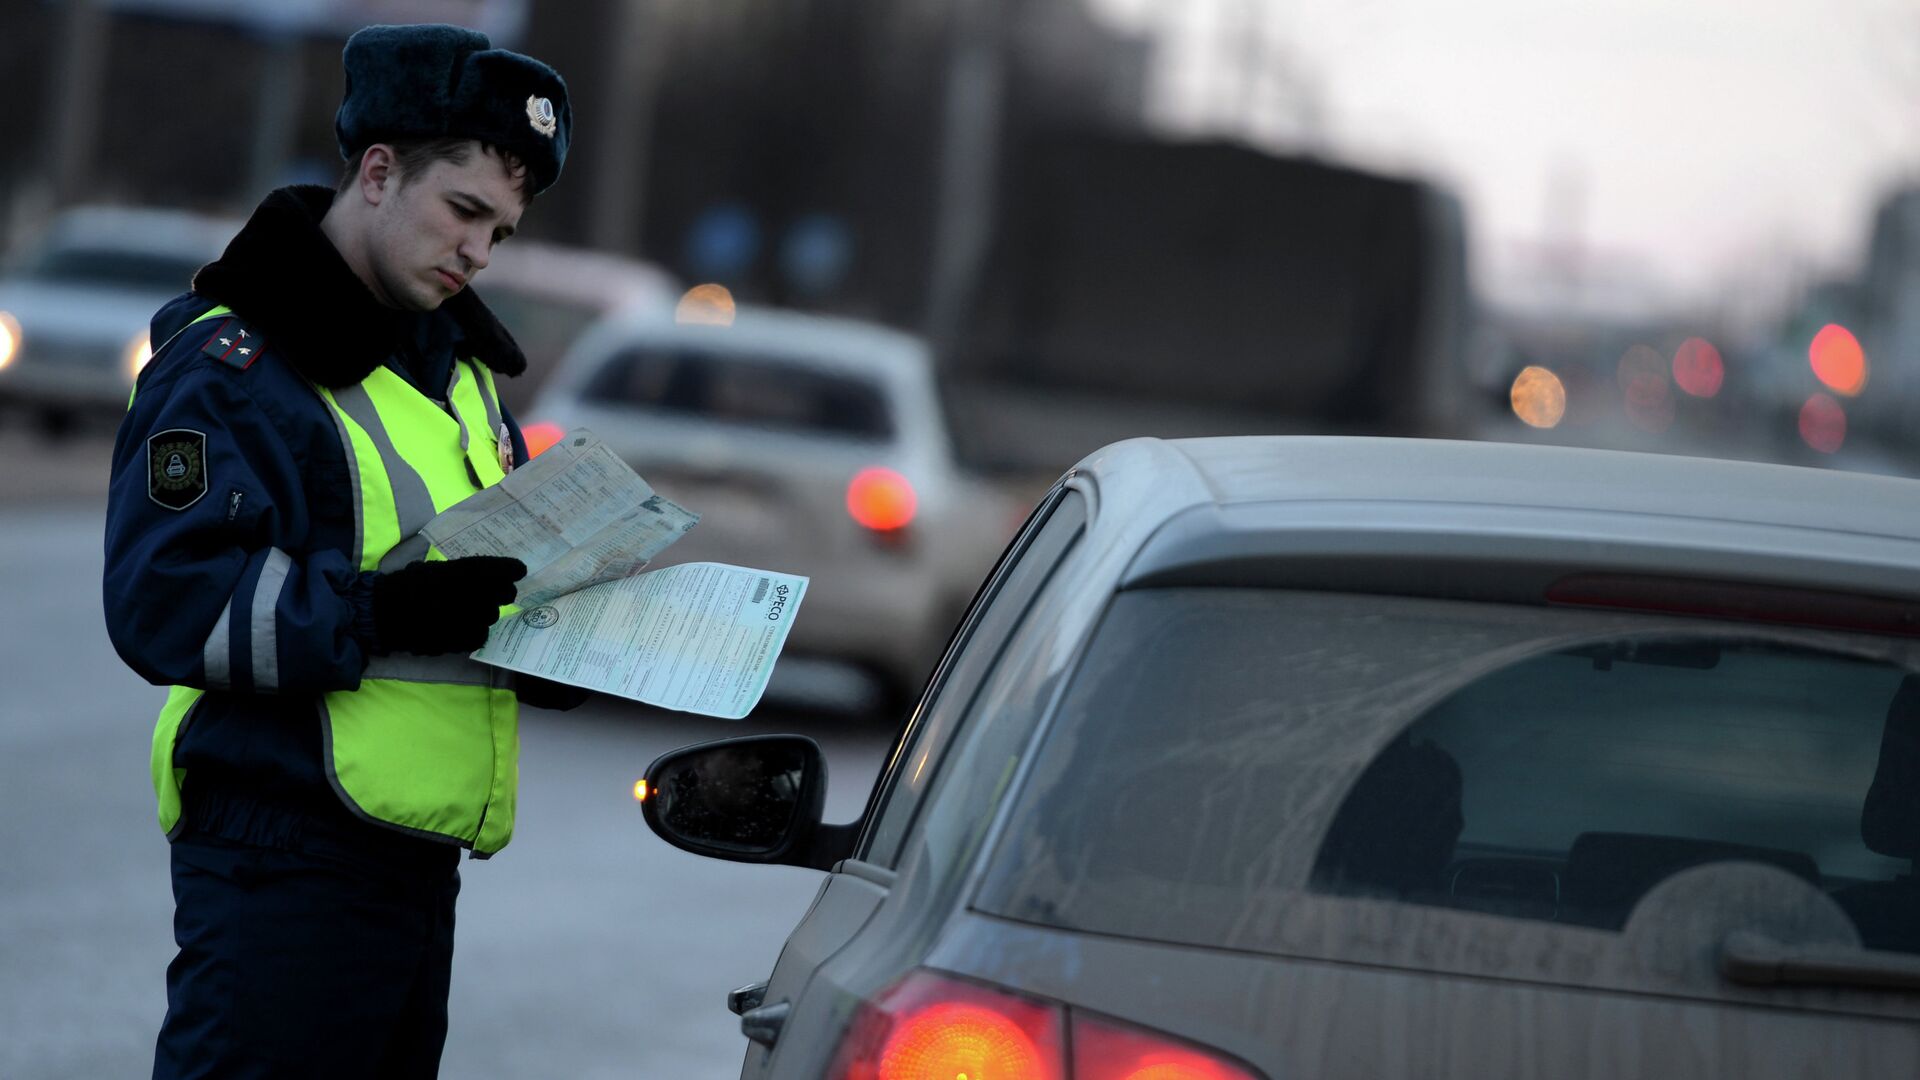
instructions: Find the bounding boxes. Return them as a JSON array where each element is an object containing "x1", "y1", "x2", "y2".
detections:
[
  {"x1": 741, "y1": 1000, "x2": 791, "y2": 1047},
  {"x1": 728, "y1": 981, "x2": 769, "y2": 1016}
]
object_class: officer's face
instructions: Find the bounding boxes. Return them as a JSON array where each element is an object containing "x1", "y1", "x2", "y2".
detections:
[{"x1": 368, "y1": 144, "x2": 526, "y2": 312}]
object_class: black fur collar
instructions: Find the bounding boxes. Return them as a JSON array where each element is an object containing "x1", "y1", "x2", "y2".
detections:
[{"x1": 191, "y1": 185, "x2": 526, "y2": 388}]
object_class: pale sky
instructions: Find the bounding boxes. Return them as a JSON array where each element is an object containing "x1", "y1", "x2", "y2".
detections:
[{"x1": 1088, "y1": 0, "x2": 1919, "y2": 316}]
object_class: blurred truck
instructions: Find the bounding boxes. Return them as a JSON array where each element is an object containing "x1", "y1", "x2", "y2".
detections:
[{"x1": 935, "y1": 130, "x2": 1473, "y2": 484}]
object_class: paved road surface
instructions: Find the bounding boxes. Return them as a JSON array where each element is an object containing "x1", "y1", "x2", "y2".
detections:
[{"x1": 0, "y1": 462, "x2": 895, "y2": 1079}]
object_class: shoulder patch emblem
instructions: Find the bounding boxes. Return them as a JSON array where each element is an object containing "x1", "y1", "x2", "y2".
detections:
[
  {"x1": 148, "y1": 428, "x2": 209, "y2": 510},
  {"x1": 199, "y1": 318, "x2": 265, "y2": 370}
]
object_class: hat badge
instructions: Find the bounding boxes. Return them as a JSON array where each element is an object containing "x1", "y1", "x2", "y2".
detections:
[{"x1": 526, "y1": 95, "x2": 557, "y2": 138}]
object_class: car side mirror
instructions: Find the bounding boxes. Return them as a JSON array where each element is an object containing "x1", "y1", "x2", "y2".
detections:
[{"x1": 639, "y1": 734, "x2": 857, "y2": 870}]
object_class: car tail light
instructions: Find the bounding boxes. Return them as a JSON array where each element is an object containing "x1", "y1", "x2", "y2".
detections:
[
  {"x1": 1072, "y1": 1013, "x2": 1261, "y2": 1080},
  {"x1": 828, "y1": 971, "x2": 1261, "y2": 1080},
  {"x1": 847, "y1": 467, "x2": 917, "y2": 533},
  {"x1": 830, "y1": 971, "x2": 1064, "y2": 1080},
  {"x1": 522, "y1": 421, "x2": 566, "y2": 458}
]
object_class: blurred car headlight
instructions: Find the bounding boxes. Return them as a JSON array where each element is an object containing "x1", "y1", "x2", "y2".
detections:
[
  {"x1": 0, "y1": 312, "x2": 19, "y2": 371},
  {"x1": 126, "y1": 330, "x2": 153, "y2": 380}
]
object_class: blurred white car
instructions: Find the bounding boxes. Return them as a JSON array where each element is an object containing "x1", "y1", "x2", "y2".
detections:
[
  {"x1": 475, "y1": 240, "x2": 677, "y2": 415},
  {"x1": 527, "y1": 305, "x2": 1018, "y2": 705},
  {"x1": 0, "y1": 205, "x2": 238, "y2": 433}
]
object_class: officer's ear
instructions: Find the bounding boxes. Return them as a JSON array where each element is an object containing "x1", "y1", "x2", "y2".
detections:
[{"x1": 356, "y1": 144, "x2": 400, "y2": 207}]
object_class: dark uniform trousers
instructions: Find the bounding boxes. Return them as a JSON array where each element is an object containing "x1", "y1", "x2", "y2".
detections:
[{"x1": 152, "y1": 805, "x2": 462, "y2": 1080}]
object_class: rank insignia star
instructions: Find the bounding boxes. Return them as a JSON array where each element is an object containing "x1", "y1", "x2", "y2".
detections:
[{"x1": 200, "y1": 317, "x2": 267, "y2": 371}]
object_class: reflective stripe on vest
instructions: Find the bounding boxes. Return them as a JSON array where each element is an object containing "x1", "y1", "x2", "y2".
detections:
[{"x1": 151, "y1": 341, "x2": 520, "y2": 855}]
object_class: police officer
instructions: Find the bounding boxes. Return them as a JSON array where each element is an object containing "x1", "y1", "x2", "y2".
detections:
[{"x1": 104, "y1": 25, "x2": 585, "y2": 1078}]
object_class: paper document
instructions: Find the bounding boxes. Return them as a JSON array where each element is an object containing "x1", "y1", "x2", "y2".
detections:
[
  {"x1": 421, "y1": 429, "x2": 699, "y2": 605},
  {"x1": 473, "y1": 562, "x2": 809, "y2": 720}
]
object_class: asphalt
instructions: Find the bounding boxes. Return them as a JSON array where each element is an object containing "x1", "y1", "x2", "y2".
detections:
[{"x1": 0, "y1": 429, "x2": 115, "y2": 503}]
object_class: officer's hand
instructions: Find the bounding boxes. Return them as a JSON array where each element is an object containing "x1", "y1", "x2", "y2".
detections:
[{"x1": 371, "y1": 556, "x2": 526, "y2": 656}]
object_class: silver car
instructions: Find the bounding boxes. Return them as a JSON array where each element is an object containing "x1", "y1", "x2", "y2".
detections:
[
  {"x1": 0, "y1": 205, "x2": 238, "y2": 432},
  {"x1": 529, "y1": 305, "x2": 1016, "y2": 704},
  {"x1": 642, "y1": 436, "x2": 1920, "y2": 1079}
]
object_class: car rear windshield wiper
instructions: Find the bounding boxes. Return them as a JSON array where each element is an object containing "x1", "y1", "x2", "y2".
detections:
[{"x1": 1721, "y1": 931, "x2": 1920, "y2": 992}]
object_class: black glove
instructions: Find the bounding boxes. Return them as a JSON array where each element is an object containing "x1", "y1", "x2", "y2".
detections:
[
  {"x1": 515, "y1": 674, "x2": 592, "y2": 711},
  {"x1": 371, "y1": 556, "x2": 526, "y2": 656}
]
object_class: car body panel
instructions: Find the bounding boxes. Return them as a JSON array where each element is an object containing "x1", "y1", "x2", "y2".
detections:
[{"x1": 927, "y1": 911, "x2": 1920, "y2": 1080}]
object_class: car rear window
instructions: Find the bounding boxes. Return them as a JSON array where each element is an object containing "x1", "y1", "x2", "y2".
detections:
[
  {"x1": 581, "y1": 346, "x2": 894, "y2": 440},
  {"x1": 975, "y1": 589, "x2": 1920, "y2": 956}
]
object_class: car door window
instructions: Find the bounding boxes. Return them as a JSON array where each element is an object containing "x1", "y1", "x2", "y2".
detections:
[{"x1": 858, "y1": 485, "x2": 1087, "y2": 868}]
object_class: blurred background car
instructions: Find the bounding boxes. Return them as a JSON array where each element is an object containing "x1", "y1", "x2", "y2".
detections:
[
  {"x1": 642, "y1": 434, "x2": 1920, "y2": 1079},
  {"x1": 0, "y1": 201, "x2": 670, "y2": 433},
  {"x1": 0, "y1": 205, "x2": 237, "y2": 434},
  {"x1": 527, "y1": 304, "x2": 1020, "y2": 710},
  {"x1": 476, "y1": 239, "x2": 677, "y2": 414}
]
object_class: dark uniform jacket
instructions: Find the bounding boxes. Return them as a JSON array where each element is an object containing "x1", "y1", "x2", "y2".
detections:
[{"x1": 103, "y1": 185, "x2": 537, "y2": 853}]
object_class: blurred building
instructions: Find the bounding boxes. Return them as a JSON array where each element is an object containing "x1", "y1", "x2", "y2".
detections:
[
  {"x1": 1858, "y1": 187, "x2": 1920, "y2": 450},
  {"x1": 0, "y1": 0, "x2": 1148, "y2": 333},
  {"x1": 620, "y1": 0, "x2": 1149, "y2": 324}
]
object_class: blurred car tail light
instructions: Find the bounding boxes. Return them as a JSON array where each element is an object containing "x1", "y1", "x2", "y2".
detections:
[
  {"x1": 847, "y1": 467, "x2": 917, "y2": 532},
  {"x1": 126, "y1": 331, "x2": 153, "y2": 380},
  {"x1": 522, "y1": 421, "x2": 566, "y2": 458},
  {"x1": 829, "y1": 970, "x2": 1263, "y2": 1080},
  {"x1": 0, "y1": 311, "x2": 19, "y2": 371},
  {"x1": 1072, "y1": 1013, "x2": 1261, "y2": 1080},
  {"x1": 830, "y1": 970, "x2": 1065, "y2": 1080}
]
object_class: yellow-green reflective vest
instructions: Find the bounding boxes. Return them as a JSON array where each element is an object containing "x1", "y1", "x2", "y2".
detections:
[{"x1": 150, "y1": 310, "x2": 521, "y2": 855}]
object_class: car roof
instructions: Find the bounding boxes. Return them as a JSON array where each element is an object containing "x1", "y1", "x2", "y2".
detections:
[
  {"x1": 478, "y1": 240, "x2": 677, "y2": 311},
  {"x1": 35, "y1": 205, "x2": 240, "y2": 262},
  {"x1": 1078, "y1": 437, "x2": 1920, "y2": 605},
  {"x1": 1163, "y1": 436, "x2": 1920, "y2": 536},
  {"x1": 581, "y1": 303, "x2": 930, "y2": 379}
]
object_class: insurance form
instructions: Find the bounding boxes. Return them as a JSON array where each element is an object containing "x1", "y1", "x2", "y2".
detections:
[
  {"x1": 424, "y1": 428, "x2": 807, "y2": 718},
  {"x1": 421, "y1": 429, "x2": 699, "y2": 605},
  {"x1": 473, "y1": 563, "x2": 808, "y2": 719}
]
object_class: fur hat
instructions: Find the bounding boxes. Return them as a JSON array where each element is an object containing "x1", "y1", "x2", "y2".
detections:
[{"x1": 335, "y1": 24, "x2": 572, "y2": 195}]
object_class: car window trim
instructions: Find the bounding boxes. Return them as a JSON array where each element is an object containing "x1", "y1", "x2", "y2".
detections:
[
  {"x1": 836, "y1": 859, "x2": 897, "y2": 889},
  {"x1": 852, "y1": 478, "x2": 1073, "y2": 864},
  {"x1": 880, "y1": 493, "x2": 1090, "y2": 871}
]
